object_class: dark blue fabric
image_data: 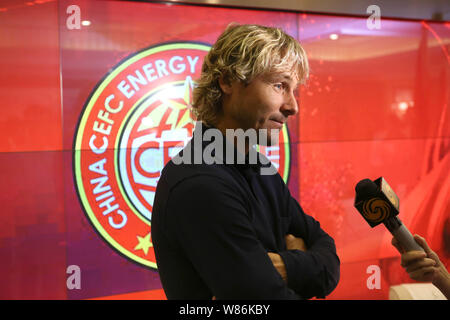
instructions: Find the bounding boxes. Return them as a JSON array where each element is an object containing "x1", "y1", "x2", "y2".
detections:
[{"x1": 152, "y1": 123, "x2": 340, "y2": 299}]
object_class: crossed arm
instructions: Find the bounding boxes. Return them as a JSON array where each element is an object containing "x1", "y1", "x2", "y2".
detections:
[
  {"x1": 169, "y1": 175, "x2": 340, "y2": 299},
  {"x1": 268, "y1": 234, "x2": 307, "y2": 282},
  {"x1": 212, "y1": 235, "x2": 306, "y2": 300}
]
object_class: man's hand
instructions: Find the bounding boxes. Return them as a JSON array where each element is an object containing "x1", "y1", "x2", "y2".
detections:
[
  {"x1": 392, "y1": 234, "x2": 450, "y2": 299},
  {"x1": 285, "y1": 234, "x2": 307, "y2": 251},
  {"x1": 392, "y1": 234, "x2": 444, "y2": 282},
  {"x1": 268, "y1": 234, "x2": 307, "y2": 283},
  {"x1": 267, "y1": 252, "x2": 287, "y2": 282}
]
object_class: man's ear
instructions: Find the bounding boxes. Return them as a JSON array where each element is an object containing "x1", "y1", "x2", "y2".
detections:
[{"x1": 218, "y1": 75, "x2": 233, "y2": 95}]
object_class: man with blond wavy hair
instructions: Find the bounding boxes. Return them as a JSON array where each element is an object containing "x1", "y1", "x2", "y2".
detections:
[{"x1": 152, "y1": 24, "x2": 340, "y2": 299}]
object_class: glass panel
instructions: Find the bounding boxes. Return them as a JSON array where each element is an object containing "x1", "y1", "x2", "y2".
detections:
[
  {"x1": 298, "y1": 14, "x2": 450, "y2": 142},
  {"x1": 0, "y1": 0, "x2": 448, "y2": 300},
  {"x1": 299, "y1": 138, "x2": 450, "y2": 298}
]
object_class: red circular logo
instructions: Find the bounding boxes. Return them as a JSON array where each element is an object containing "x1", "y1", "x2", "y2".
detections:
[{"x1": 73, "y1": 42, "x2": 291, "y2": 269}]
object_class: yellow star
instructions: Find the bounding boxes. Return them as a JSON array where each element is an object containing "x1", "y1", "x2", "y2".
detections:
[
  {"x1": 134, "y1": 232, "x2": 153, "y2": 256},
  {"x1": 160, "y1": 76, "x2": 195, "y2": 130}
]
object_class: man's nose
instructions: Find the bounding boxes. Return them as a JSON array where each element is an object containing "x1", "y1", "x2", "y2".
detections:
[{"x1": 281, "y1": 90, "x2": 298, "y2": 116}]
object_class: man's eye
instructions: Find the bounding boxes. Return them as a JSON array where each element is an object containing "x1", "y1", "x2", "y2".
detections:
[{"x1": 274, "y1": 83, "x2": 283, "y2": 90}]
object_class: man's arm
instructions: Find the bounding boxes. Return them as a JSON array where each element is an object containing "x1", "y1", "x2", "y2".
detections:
[
  {"x1": 167, "y1": 174, "x2": 300, "y2": 299},
  {"x1": 268, "y1": 234, "x2": 307, "y2": 282},
  {"x1": 392, "y1": 234, "x2": 450, "y2": 299},
  {"x1": 275, "y1": 176, "x2": 340, "y2": 299}
]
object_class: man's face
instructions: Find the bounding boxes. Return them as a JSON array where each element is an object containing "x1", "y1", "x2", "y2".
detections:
[{"x1": 220, "y1": 70, "x2": 300, "y2": 146}]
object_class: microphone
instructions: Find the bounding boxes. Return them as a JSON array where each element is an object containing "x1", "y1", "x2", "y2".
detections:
[{"x1": 354, "y1": 177, "x2": 424, "y2": 252}]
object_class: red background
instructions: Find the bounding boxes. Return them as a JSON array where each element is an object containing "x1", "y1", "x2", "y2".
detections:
[{"x1": 0, "y1": 0, "x2": 448, "y2": 299}]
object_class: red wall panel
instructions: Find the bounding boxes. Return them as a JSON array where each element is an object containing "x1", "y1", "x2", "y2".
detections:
[
  {"x1": 0, "y1": 0, "x2": 62, "y2": 153},
  {"x1": 0, "y1": 0, "x2": 448, "y2": 300}
]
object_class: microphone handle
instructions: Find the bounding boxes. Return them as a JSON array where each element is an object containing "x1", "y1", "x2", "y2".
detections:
[{"x1": 384, "y1": 217, "x2": 424, "y2": 252}]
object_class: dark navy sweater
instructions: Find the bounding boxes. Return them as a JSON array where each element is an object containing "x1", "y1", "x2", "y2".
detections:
[{"x1": 152, "y1": 123, "x2": 340, "y2": 299}]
